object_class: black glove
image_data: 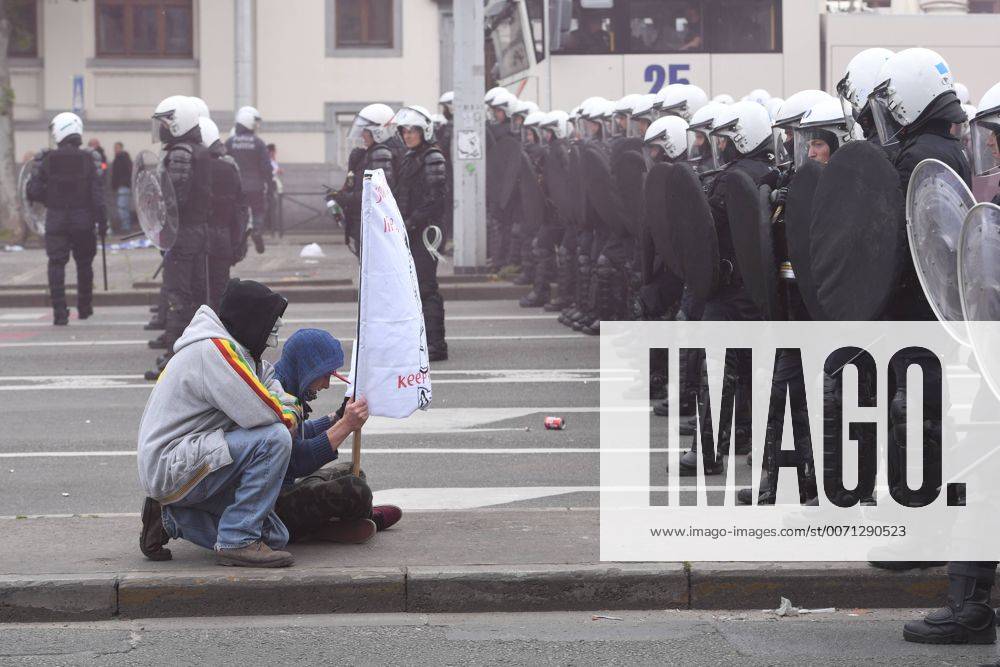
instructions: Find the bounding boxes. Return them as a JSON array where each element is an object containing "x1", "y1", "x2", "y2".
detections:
[{"x1": 769, "y1": 186, "x2": 788, "y2": 208}]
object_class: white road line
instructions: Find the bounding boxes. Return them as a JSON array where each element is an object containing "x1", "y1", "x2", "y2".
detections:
[
  {"x1": 0, "y1": 314, "x2": 559, "y2": 328},
  {"x1": 0, "y1": 447, "x2": 691, "y2": 459},
  {"x1": 0, "y1": 334, "x2": 591, "y2": 349}
]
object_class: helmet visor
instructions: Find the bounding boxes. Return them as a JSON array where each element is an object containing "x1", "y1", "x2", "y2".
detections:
[
  {"x1": 869, "y1": 93, "x2": 903, "y2": 147},
  {"x1": 839, "y1": 96, "x2": 858, "y2": 137},
  {"x1": 793, "y1": 127, "x2": 835, "y2": 169},
  {"x1": 393, "y1": 107, "x2": 429, "y2": 131},
  {"x1": 970, "y1": 114, "x2": 1000, "y2": 177},
  {"x1": 687, "y1": 128, "x2": 718, "y2": 172},
  {"x1": 772, "y1": 125, "x2": 794, "y2": 168},
  {"x1": 348, "y1": 115, "x2": 378, "y2": 141}
]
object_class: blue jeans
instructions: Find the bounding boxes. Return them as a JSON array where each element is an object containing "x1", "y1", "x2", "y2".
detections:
[
  {"x1": 161, "y1": 423, "x2": 293, "y2": 551},
  {"x1": 116, "y1": 187, "x2": 132, "y2": 232}
]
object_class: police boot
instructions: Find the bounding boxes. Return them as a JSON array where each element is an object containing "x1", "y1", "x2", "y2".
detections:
[
  {"x1": 560, "y1": 255, "x2": 590, "y2": 327},
  {"x1": 582, "y1": 257, "x2": 617, "y2": 336},
  {"x1": 904, "y1": 575, "x2": 996, "y2": 644},
  {"x1": 144, "y1": 353, "x2": 173, "y2": 382},
  {"x1": 678, "y1": 445, "x2": 724, "y2": 476},
  {"x1": 148, "y1": 333, "x2": 171, "y2": 350},
  {"x1": 145, "y1": 291, "x2": 168, "y2": 330},
  {"x1": 53, "y1": 307, "x2": 70, "y2": 326},
  {"x1": 545, "y1": 246, "x2": 573, "y2": 312},
  {"x1": 520, "y1": 246, "x2": 552, "y2": 308},
  {"x1": 512, "y1": 236, "x2": 534, "y2": 286},
  {"x1": 251, "y1": 229, "x2": 266, "y2": 254},
  {"x1": 572, "y1": 260, "x2": 599, "y2": 331}
]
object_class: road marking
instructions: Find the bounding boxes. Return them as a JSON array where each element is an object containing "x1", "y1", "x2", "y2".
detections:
[
  {"x1": 0, "y1": 507, "x2": 607, "y2": 520},
  {"x1": 0, "y1": 334, "x2": 592, "y2": 349},
  {"x1": 0, "y1": 447, "x2": 694, "y2": 459},
  {"x1": 0, "y1": 314, "x2": 560, "y2": 328}
]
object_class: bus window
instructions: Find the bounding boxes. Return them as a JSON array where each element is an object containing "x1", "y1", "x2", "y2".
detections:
[
  {"x1": 551, "y1": 0, "x2": 615, "y2": 54},
  {"x1": 629, "y1": 0, "x2": 703, "y2": 53},
  {"x1": 705, "y1": 0, "x2": 781, "y2": 53},
  {"x1": 486, "y1": 0, "x2": 534, "y2": 81}
]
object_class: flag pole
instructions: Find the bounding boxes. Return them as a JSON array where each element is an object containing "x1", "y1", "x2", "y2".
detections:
[{"x1": 351, "y1": 172, "x2": 372, "y2": 476}]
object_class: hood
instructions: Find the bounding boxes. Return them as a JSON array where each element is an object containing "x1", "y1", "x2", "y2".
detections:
[
  {"x1": 217, "y1": 279, "x2": 288, "y2": 363},
  {"x1": 904, "y1": 92, "x2": 967, "y2": 136},
  {"x1": 235, "y1": 125, "x2": 255, "y2": 136},
  {"x1": 273, "y1": 328, "x2": 345, "y2": 408},
  {"x1": 174, "y1": 305, "x2": 234, "y2": 354}
]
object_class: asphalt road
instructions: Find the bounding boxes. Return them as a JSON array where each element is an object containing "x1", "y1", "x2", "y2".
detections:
[
  {"x1": 1, "y1": 610, "x2": 995, "y2": 666},
  {"x1": 0, "y1": 299, "x2": 758, "y2": 517}
]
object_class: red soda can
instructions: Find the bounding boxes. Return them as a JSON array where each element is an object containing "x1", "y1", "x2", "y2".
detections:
[{"x1": 544, "y1": 416, "x2": 565, "y2": 430}]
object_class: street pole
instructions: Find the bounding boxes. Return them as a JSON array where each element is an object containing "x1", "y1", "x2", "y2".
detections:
[
  {"x1": 234, "y1": 0, "x2": 254, "y2": 111},
  {"x1": 452, "y1": 0, "x2": 487, "y2": 273}
]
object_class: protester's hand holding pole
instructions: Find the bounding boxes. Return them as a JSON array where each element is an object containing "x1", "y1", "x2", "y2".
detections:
[{"x1": 324, "y1": 397, "x2": 369, "y2": 475}]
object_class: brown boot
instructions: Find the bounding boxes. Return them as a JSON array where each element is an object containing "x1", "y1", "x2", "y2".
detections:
[
  {"x1": 215, "y1": 541, "x2": 294, "y2": 568},
  {"x1": 312, "y1": 518, "x2": 377, "y2": 544},
  {"x1": 139, "y1": 497, "x2": 172, "y2": 561}
]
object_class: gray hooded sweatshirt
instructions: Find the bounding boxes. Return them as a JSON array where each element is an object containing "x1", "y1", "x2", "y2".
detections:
[{"x1": 137, "y1": 306, "x2": 301, "y2": 504}]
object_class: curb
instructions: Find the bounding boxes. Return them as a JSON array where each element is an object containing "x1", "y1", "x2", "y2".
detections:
[
  {"x1": 0, "y1": 563, "x2": 951, "y2": 622},
  {"x1": 0, "y1": 283, "x2": 531, "y2": 308}
]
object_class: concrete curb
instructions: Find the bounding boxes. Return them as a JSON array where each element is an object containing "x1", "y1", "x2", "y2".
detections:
[
  {"x1": 0, "y1": 563, "x2": 952, "y2": 622},
  {"x1": 0, "y1": 283, "x2": 531, "y2": 308}
]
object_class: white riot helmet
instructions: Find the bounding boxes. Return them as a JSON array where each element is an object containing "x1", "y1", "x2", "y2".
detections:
[
  {"x1": 189, "y1": 97, "x2": 210, "y2": 120},
  {"x1": 522, "y1": 110, "x2": 548, "y2": 144},
  {"x1": 836, "y1": 47, "x2": 894, "y2": 135},
  {"x1": 644, "y1": 115, "x2": 689, "y2": 161},
  {"x1": 49, "y1": 112, "x2": 83, "y2": 145},
  {"x1": 792, "y1": 98, "x2": 860, "y2": 168},
  {"x1": 868, "y1": 48, "x2": 963, "y2": 146},
  {"x1": 657, "y1": 84, "x2": 708, "y2": 122},
  {"x1": 431, "y1": 113, "x2": 447, "y2": 132},
  {"x1": 540, "y1": 110, "x2": 571, "y2": 141},
  {"x1": 771, "y1": 89, "x2": 833, "y2": 167},
  {"x1": 348, "y1": 103, "x2": 395, "y2": 144},
  {"x1": 712, "y1": 93, "x2": 735, "y2": 105},
  {"x1": 235, "y1": 105, "x2": 261, "y2": 132},
  {"x1": 686, "y1": 101, "x2": 729, "y2": 172},
  {"x1": 586, "y1": 98, "x2": 617, "y2": 139},
  {"x1": 439, "y1": 90, "x2": 454, "y2": 113},
  {"x1": 153, "y1": 95, "x2": 200, "y2": 142},
  {"x1": 484, "y1": 86, "x2": 508, "y2": 107},
  {"x1": 628, "y1": 94, "x2": 659, "y2": 138},
  {"x1": 954, "y1": 82, "x2": 970, "y2": 106},
  {"x1": 744, "y1": 89, "x2": 771, "y2": 106},
  {"x1": 513, "y1": 100, "x2": 540, "y2": 117},
  {"x1": 393, "y1": 104, "x2": 435, "y2": 143},
  {"x1": 611, "y1": 94, "x2": 644, "y2": 137},
  {"x1": 578, "y1": 97, "x2": 611, "y2": 139},
  {"x1": 198, "y1": 117, "x2": 220, "y2": 148},
  {"x1": 970, "y1": 82, "x2": 1000, "y2": 178},
  {"x1": 489, "y1": 89, "x2": 519, "y2": 125},
  {"x1": 764, "y1": 97, "x2": 784, "y2": 121},
  {"x1": 710, "y1": 100, "x2": 773, "y2": 162}
]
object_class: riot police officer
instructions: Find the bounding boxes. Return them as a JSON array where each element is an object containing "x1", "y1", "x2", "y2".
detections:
[
  {"x1": 335, "y1": 104, "x2": 398, "y2": 254},
  {"x1": 26, "y1": 112, "x2": 106, "y2": 325},
  {"x1": 145, "y1": 95, "x2": 213, "y2": 381},
  {"x1": 392, "y1": 105, "x2": 449, "y2": 361},
  {"x1": 225, "y1": 106, "x2": 271, "y2": 254},
  {"x1": 200, "y1": 117, "x2": 248, "y2": 310}
]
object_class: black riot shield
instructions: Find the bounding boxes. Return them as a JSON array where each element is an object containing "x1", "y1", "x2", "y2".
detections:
[
  {"x1": 906, "y1": 159, "x2": 975, "y2": 345},
  {"x1": 18, "y1": 160, "x2": 46, "y2": 236},
  {"x1": 757, "y1": 184, "x2": 780, "y2": 319},
  {"x1": 662, "y1": 163, "x2": 719, "y2": 301},
  {"x1": 544, "y1": 142, "x2": 577, "y2": 226},
  {"x1": 613, "y1": 146, "x2": 647, "y2": 237},
  {"x1": 518, "y1": 151, "x2": 546, "y2": 234},
  {"x1": 643, "y1": 162, "x2": 675, "y2": 276},
  {"x1": 725, "y1": 170, "x2": 779, "y2": 319},
  {"x1": 487, "y1": 133, "x2": 523, "y2": 212},
  {"x1": 784, "y1": 160, "x2": 826, "y2": 320},
  {"x1": 810, "y1": 140, "x2": 904, "y2": 321},
  {"x1": 579, "y1": 142, "x2": 631, "y2": 237},
  {"x1": 959, "y1": 202, "x2": 1000, "y2": 398}
]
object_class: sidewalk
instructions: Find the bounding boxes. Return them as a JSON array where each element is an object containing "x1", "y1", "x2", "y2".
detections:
[
  {"x1": 0, "y1": 234, "x2": 523, "y2": 307},
  {"x1": 0, "y1": 511, "x2": 950, "y2": 622}
]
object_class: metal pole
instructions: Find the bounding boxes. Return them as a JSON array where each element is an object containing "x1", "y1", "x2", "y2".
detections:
[
  {"x1": 234, "y1": 0, "x2": 254, "y2": 111},
  {"x1": 544, "y1": 0, "x2": 552, "y2": 109},
  {"x1": 452, "y1": 0, "x2": 487, "y2": 272}
]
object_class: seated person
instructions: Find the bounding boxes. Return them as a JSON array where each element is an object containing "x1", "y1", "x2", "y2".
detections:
[
  {"x1": 269, "y1": 328, "x2": 401, "y2": 544},
  {"x1": 138, "y1": 278, "x2": 304, "y2": 567}
]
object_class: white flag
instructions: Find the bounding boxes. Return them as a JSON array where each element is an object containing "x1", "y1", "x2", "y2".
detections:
[{"x1": 344, "y1": 168, "x2": 432, "y2": 418}]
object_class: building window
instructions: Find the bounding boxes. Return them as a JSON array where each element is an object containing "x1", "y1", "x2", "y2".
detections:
[
  {"x1": 95, "y1": 0, "x2": 193, "y2": 58},
  {"x1": 336, "y1": 0, "x2": 393, "y2": 48},
  {"x1": 8, "y1": 0, "x2": 38, "y2": 57}
]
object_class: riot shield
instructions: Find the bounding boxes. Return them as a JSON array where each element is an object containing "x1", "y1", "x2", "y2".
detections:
[
  {"x1": 132, "y1": 149, "x2": 179, "y2": 251},
  {"x1": 725, "y1": 170, "x2": 779, "y2": 320},
  {"x1": 487, "y1": 133, "x2": 523, "y2": 212},
  {"x1": 518, "y1": 151, "x2": 546, "y2": 234},
  {"x1": 18, "y1": 160, "x2": 46, "y2": 236},
  {"x1": 784, "y1": 160, "x2": 826, "y2": 320},
  {"x1": 906, "y1": 158, "x2": 975, "y2": 345},
  {"x1": 644, "y1": 162, "x2": 677, "y2": 273},
  {"x1": 579, "y1": 142, "x2": 631, "y2": 237},
  {"x1": 544, "y1": 142, "x2": 577, "y2": 226},
  {"x1": 757, "y1": 184, "x2": 780, "y2": 319},
  {"x1": 973, "y1": 175, "x2": 1000, "y2": 205},
  {"x1": 663, "y1": 163, "x2": 719, "y2": 301},
  {"x1": 959, "y1": 202, "x2": 1000, "y2": 398},
  {"x1": 810, "y1": 140, "x2": 904, "y2": 321},
  {"x1": 612, "y1": 147, "x2": 647, "y2": 237}
]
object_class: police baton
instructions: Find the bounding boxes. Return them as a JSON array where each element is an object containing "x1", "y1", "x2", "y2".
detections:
[{"x1": 100, "y1": 229, "x2": 108, "y2": 292}]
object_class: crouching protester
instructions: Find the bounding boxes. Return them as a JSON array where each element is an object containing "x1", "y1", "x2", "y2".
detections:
[
  {"x1": 269, "y1": 328, "x2": 402, "y2": 544},
  {"x1": 137, "y1": 278, "x2": 304, "y2": 568}
]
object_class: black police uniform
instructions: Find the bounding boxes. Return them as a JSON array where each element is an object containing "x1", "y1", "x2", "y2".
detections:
[
  {"x1": 336, "y1": 140, "x2": 397, "y2": 254},
  {"x1": 225, "y1": 126, "x2": 272, "y2": 252},
  {"x1": 26, "y1": 137, "x2": 106, "y2": 324},
  {"x1": 395, "y1": 140, "x2": 448, "y2": 360},
  {"x1": 206, "y1": 142, "x2": 248, "y2": 310}
]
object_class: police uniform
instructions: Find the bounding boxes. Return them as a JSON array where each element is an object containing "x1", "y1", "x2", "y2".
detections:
[
  {"x1": 27, "y1": 139, "x2": 106, "y2": 324},
  {"x1": 225, "y1": 126, "x2": 272, "y2": 251},
  {"x1": 336, "y1": 140, "x2": 397, "y2": 254},
  {"x1": 395, "y1": 142, "x2": 448, "y2": 360},
  {"x1": 206, "y1": 143, "x2": 248, "y2": 310}
]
